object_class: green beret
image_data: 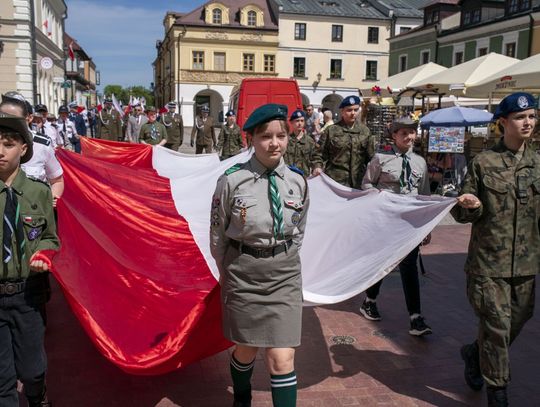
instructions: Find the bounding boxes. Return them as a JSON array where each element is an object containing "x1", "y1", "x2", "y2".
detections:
[
  {"x1": 0, "y1": 112, "x2": 33, "y2": 163},
  {"x1": 242, "y1": 103, "x2": 288, "y2": 132}
]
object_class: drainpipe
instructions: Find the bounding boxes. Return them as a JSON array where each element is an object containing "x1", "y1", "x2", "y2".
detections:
[
  {"x1": 29, "y1": 0, "x2": 38, "y2": 103},
  {"x1": 527, "y1": 13, "x2": 534, "y2": 57}
]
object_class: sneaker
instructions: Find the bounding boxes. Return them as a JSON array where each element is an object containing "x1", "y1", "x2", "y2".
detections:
[
  {"x1": 460, "y1": 342, "x2": 484, "y2": 391},
  {"x1": 487, "y1": 386, "x2": 508, "y2": 407},
  {"x1": 409, "y1": 315, "x2": 432, "y2": 336},
  {"x1": 359, "y1": 300, "x2": 382, "y2": 321}
]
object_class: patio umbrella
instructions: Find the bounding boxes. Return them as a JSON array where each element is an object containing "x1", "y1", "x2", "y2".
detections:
[
  {"x1": 369, "y1": 63, "x2": 447, "y2": 93},
  {"x1": 420, "y1": 106, "x2": 493, "y2": 129},
  {"x1": 408, "y1": 53, "x2": 519, "y2": 96}
]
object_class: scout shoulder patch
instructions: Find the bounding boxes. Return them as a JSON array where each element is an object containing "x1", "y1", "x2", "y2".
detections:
[
  {"x1": 287, "y1": 165, "x2": 304, "y2": 176},
  {"x1": 224, "y1": 163, "x2": 244, "y2": 175}
]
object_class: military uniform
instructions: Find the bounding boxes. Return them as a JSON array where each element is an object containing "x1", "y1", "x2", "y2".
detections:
[
  {"x1": 191, "y1": 115, "x2": 216, "y2": 154},
  {"x1": 139, "y1": 121, "x2": 168, "y2": 146},
  {"x1": 98, "y1": 107, "x2": 123, "y2": 141},
  {"x1": 312, "y1": 120, "x2": 375, "y2": 188},
  {"x1": 161, "y1": 111, "x2": 184, "y2": 151},
  {"x1": 217, "y1": 123, "x2": 243, "y2": 160},
  {"x1": 284, "y1": 130, "x2": 317, "y2": 177}
]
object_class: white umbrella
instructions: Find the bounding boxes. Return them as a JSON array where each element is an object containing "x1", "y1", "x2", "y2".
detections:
[
  {"x1": 408, "y1": 53, "x2": 520, "y2": 96},
  {"x1": 465, "y1": 53, "x2": 540, "y2": 97},
  {"x1": 368, "y1": 63, "x2": 447, "y2": 93}
]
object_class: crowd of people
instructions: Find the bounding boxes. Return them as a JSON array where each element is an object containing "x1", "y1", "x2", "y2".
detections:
[{"x1": 0, "y1": 88, "x2": 537, "y2": 407}]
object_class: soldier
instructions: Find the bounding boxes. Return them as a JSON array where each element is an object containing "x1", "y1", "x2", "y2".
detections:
[
  {"x1": 210, "y1": 103, "x2": 309, "y2": 407},
  {"x1": 0, "y1": 112, "x2": 60, "y2": 407},
  {"x1": 360, "y1": 118, "x2": 432, "y2": 336},
  {"x1": 125, "y1": 103, "x2": 147, "y2": 143},
  {"x1": 97, "y1": 98, "x2": 122, "y2": 141},
  {"x1": 217, "y1": 110, "x2": 243, "y2": 160},
  {"x1": 283, "y1": 109, "x2": 317, "y2": 177},
  {"x1": 452, "y1": 92, "x2": 539, "y2": 407},
  {"x1": 191, "y1": 105, "x2": 216, "y2": 154},
  {"x1": 139, "y1": 106, "x2": 167, "y2": 146},
  {"x1": 161, "y1": 101, "x2": 184, "y2": 151},
  {"x1": 312, "y1": 95, "x2": 376, "y2": 188}
]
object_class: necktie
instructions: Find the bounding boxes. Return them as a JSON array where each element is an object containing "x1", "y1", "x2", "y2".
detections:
[
  {"x1": 400, "y1": 153, "x2": 412, "y2": 191},
  {"x1": 3, "y1": 187, "x2": 25, "y2": 266},
  {"x1": 268, "y1": 171, "x2": 284, "y2": 240}
]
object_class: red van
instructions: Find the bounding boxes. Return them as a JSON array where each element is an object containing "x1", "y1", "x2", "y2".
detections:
[{"x1": 229, "y1": 78, "x2": 303, "y2": 137}]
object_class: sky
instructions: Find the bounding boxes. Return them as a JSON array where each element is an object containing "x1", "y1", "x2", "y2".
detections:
[{"x1": 65, "y1": 0, "x2": 207, "y2": 90}]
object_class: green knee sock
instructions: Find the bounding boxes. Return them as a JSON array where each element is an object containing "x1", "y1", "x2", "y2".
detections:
[
  {"x1": 230, "y1": 354, "x2": 254, "y2": 402},
  {"x1": 271, "y1": 371, "x2": 297, "y2": 407}
]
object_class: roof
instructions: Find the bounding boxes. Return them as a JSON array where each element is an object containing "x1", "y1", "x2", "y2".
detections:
[
  {"x1": 422, "y1": 0, "x2": 460, "y2": 8},
  {"x1": 176, "y1": 0, "x2": 279, "y2": 30},
  {"x1": 274, "y1": 0, "x2": 388, "y2": 19},
  {"x1": 63, "y1": 32, "x2": 91, "y2": 61},
  {"x1": 370, "y1": 0, "x2": 430, "y2": 18}
]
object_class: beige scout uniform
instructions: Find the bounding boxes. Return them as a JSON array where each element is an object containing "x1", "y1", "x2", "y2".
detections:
[{"x1": 210, "y1": 155, "x2": 309, "y2": 347}]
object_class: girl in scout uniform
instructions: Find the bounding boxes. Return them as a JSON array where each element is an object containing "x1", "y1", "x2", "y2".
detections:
[
  {"x1": 360, "y1": 118, "x2": 433, "y2": 337},
  {"x1": 210, "y1": 104, "x2": 309, "y2": 407}
]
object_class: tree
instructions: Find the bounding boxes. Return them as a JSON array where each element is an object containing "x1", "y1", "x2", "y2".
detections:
[{"x1": 102, "y1": 85, "x2": 154, "y2": 106}]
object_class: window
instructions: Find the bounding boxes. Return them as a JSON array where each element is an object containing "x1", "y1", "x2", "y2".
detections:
[
  {"x1": 243, "y1": 53, "x2": 255, "y2": 72},
  {"x1": 508, "y1": 0, "x2": 530, "y2": 13},
  {"x1": 421, "y1": 50, "x2": 430, "y2": 65},
  {"x1": 192, "y1": 51, "x2": 204, "y2": 70},
  {"x1": 365, "y1": 60, "x2": 378, "y2": 80},
  {"x1": 247, "y1": 10, "x2": 257, "y2": 26},
  {"x1": 212, "y1": 8, "x2": 222, "y2": 24},
  {"x1": 505, "y1": 42, "x2": 516, "y2": 57},
  {"x1": 463, "y1": 11, "x2": 471, "y2": 25},
  {"x1": 368, "y1": 27, "x2": 379, "y2": 44},
  {"x1": 478, "y1": 47, "x2": 488, "y2": 56},
  {"x1": 399, "y1": 55, "x2": 407, "y2": 72},
  {"x1": 293, "y1": 57, "x2": 305, "y2": 77},
  {"x1": 332, "y1": 25, "x2": 343, "y2": 42},
  {"x1": 472, "y1": 9, "x2": 481, "y2": 23},
  {"x1": 330, "y1": 59, "x2": 342, "y2": 79},
  {"x1": 214, "y1": 52, "x2": 225, "y2": 71},
  {"x1": 399, "y1": 27, "x2": 411, "y2": 34},
  {"x1": 454, "y1": 51, "x2": 464, "y2": 65},
  {"x1": 295, "y1": 23, "x2": 306, "y2": 40},
  {"x1": 264, "y1": 54, "x2": 275, "y2": 73}
]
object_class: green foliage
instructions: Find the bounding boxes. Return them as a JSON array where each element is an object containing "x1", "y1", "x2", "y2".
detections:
[{"x1": 102, "y1": 84, "x2": 154, "y2": 106}]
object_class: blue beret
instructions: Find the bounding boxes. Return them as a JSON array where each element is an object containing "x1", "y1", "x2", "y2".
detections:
[
  {"x1": 243, "y1": 103, "x2": 288, "y2": 132},
  {"x1": 225, "y1": 110, "x2": 235, "y2": 117},
  {"x1": 339, "y1": 95, "x2": 361, "y2": 109},
  {"x1": 493, "y1": 92, "x2": 537, "y2": 120},
  {"x1": 290, "y1": 109, "x2": 306, "y2": 121}
]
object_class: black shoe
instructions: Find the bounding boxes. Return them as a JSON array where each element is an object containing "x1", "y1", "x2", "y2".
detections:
[
  {"x1": 359, "y1": 300, "x2": 382, "y2": 321},
  {"x1": 409, "y1": 315, "x2": 432, "y2": 336},
  {"x1": 487, "y1": 386, "x2": 508, "y2": 407},
  {"x1": 232, "y1": 400, "x2": 251, "y2": 407},
  {"x1": 460, "y1": 342, "x2": 484, "y2": 391}
]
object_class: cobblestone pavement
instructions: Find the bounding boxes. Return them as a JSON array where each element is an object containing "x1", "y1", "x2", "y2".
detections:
[{"x1": 43, "y1": 220, "x2": 539, "y2": 404}]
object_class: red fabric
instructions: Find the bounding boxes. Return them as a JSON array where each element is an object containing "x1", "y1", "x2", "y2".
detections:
[
  {"x1": 47, "y1": 147, "x2": 231, "y2": 374},
  {"x1": 68, "y1": 41, "x2": 75, "y2": 61},
  {"x1": 159, "y1": 106, "x2": 168, "y2": 114},
  {"x1": 80, "y1": 137, "x2": 153, "y2": 168}
]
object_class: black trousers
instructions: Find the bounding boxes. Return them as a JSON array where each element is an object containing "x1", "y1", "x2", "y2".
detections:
[
  {"x1": 0, "y1": 291, "x2": 47, "y2": 407},
  {"x1": 366, "y1": 246, "x2": 421, "y2": 315}
]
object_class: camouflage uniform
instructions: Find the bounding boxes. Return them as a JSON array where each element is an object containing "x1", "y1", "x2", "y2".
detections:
[
  {"x1": 312, "y1": 121, "x2": 375, "y2": 188},
  {"x1": 161, "y1": 112, "x2": 184, "y2": 151},
  {"x1": 217, "y1": 123, "x2": 243, "y2": 160},
  {"x1": 284, "y1": 130, "x2": 317, "y2": 177},
  {"x1": 451, "y1": 139, "x2": 540, "y2": 387}
]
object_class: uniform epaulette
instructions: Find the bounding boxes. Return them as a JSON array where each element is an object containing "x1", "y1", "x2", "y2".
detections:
[
  {"x1": 288, "y1": 165, "x2": 304, "y2": 176},
  {"x1": 33, "y1": 134, "x2": 51, "y2": 146},
  {"x1": 225, "y1": 163, "x2": 243, "y2": 175},
  {"x1": 27, "y1": 176, "x2": 51, "y2": 188}
]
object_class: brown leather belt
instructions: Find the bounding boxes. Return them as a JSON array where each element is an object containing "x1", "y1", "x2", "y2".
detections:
[{"x1": 230, "y1": 239, "x2": 293, "y2": 259}]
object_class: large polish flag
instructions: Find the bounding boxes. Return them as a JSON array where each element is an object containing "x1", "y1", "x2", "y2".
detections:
[{"x1": 50, "y1": 138, "x2": 456, "y2": 375}]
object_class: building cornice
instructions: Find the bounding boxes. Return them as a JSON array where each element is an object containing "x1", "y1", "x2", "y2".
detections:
[
  {"x1": 438, "y1": 15, "x2": 530, "y2": 43},
  {"x1": 278, "y1": 46, "x2": 388, "y2": 57},
  {"x1": 388, "y1": 25, "x2": 437, "y2": 43}
]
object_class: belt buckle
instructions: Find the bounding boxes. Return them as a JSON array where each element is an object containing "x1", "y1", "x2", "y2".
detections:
[{"x1": 4, "y1": 283, "x2": 17, "y2": 295}]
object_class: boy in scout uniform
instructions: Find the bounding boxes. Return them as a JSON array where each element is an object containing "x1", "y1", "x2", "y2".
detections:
[
  {"x1": 161, "y1": 101, "x2": 184, "y2": 151},
  {"x1": 312, "y1": 95, "x2": 376, "y2": 187},
  {"x1": 210, "y1": 104, "x2": 309, "y2": 407},
  {"x1": 217, "y1": 110, "x2": 243, "y2": 160},
  {"x1": 191, "y1": 105, "x2": 216, "y2": 154},
  {"x1": 0, "y1": 112, "x2": 59, "y2": 407},
  {"x1": 139, "y1": 106, "x2": 168, "y2": 146},
  {"x1": 284, "y1": 109, "x2": 317, "y2": 176},
  {"x1": 360, "y1": 118, "x2": 432, "y2": 336},
  {"x1": 97, "y1": 99, "x2": 123, "y2": 141},
  {"x1": 452, "y1": 92, "x2": 540, "y2": 406}
]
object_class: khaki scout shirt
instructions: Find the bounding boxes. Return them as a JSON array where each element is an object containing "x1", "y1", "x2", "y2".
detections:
[
  {"x1": 312, "y1": 120, "x2": 376, "y2": 188},
  {"x1": 191, "y1": 116, "x2": 216, "y2": 147},
  {"x1": 139, "y1": 121, "x2": 168, "y2": 145},
  {"x1": 362, "y1": 145, "x2": 430, "y2": 196},
  {"x1": 451, "y1": 139, "x2": 540, "y2": 277},
  {"x1": 217, "y1": 124, "x2": 243, "y2": 157},
  {"x1": 0, "y1": 169, "x2": 59, "y2": 280},
  {"x1": 98, "y1": 108, "x2": 123, "y2": 141},
  {"x1": 284, "y1": 130, "x2": 317, "y2": 177},
  {"x1": 210, "y1": 156, "x2": 309, "y2": 274},
  {"x1": 161, "y1": 113, "x2": 184, "y2": 146}
]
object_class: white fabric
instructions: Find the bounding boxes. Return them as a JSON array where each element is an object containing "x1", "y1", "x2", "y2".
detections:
[
  {"x1": 21, "y1": 142, "x2": 63, "y2": 182},
  {"x1": 153, "y1": 147, "x2": 456, "y2": 305}
]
